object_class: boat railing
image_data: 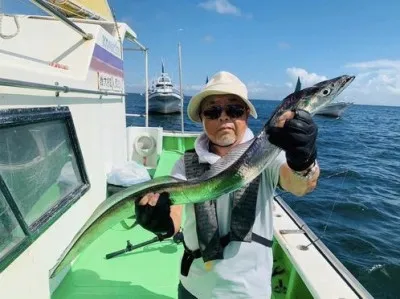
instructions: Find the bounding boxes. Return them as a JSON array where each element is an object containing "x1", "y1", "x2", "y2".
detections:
[
  {"x1": 274, "y1": 195, "x2": 374, "y2": 298},
  {"x1": 0, "y1": 78, "x2": 126, "y2": 97}
]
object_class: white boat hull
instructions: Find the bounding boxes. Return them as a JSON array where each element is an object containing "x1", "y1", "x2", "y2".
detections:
[
  {"x1": 316, "y1": 102, "x2": 353, "y2": 117},
  {"x1": 148, "y1": 92, "x2": 182, "y2": 114}
]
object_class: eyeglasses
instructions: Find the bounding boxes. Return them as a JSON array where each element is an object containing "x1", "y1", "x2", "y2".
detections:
[{"x1": 201, "y1": 104, "x2": 247, "y2": 120}]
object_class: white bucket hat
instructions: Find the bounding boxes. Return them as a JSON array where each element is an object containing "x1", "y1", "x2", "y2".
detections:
[{"x1": 187, "y1": 71, "x2": 258, "y2": 122}]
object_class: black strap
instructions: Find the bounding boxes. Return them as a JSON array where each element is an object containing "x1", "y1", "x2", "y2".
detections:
[
  {"x1": 252, "y1": 233, "x2": 274, "y2": 248},
  {"x1": 181, "y1": 241, "x2": 202, "y2": 277},
  {"x1": 220, "y1": 233, "x2": 273, "y2": 248},
  {"x1": 180, "y1": 233, "x2": 273, "y2": 276}
]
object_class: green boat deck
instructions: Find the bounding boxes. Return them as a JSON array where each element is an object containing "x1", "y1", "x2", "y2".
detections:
[
  {"x1": 52, "y1": 218, "x2": 183, "y2": 299},
  {"x1": 51, "y1": 134, "x2": 312, "y2": 299}
]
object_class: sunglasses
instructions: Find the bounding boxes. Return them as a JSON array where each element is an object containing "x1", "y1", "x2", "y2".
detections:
[{"x1": 201, "y1": 104, "x2": 247, "y2": 120}]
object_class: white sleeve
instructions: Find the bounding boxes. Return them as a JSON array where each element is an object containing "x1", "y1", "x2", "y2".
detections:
[
  {"x1": 264, "y1": 151, "x2": 286, "y2": 188},
  {"x1": 170, "y1": 156, "x2": 187, "y2": 181}
]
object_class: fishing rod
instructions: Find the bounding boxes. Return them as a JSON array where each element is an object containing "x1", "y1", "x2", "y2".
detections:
[
  {"x1": 276, "y1": 168, "x2": 351, "y2": 248},
  {"x1": 303, "y1": 169, "x2": 349, "y2": 248},
  {"x1": 105, "y1": 224, "x2": 184, "y2": 259}
]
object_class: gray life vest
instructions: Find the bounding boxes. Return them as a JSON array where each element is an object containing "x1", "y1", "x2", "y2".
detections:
[{"x1": 183, "y1": 149, "x2": 266, "y2": 262}]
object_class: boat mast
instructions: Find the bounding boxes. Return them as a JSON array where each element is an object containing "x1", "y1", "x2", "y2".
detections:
[
  {"x1": 145, "y1": 48, "x2": 149, "y2": 127},
  {"x1": 178, "y1": 42, "x2": 184, "y2": 132}
]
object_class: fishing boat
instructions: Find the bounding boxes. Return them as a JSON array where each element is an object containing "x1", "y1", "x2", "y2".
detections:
[
  {"x1": 0, "y1": 1, "x2": 373, "y2": 298},
  {"x1": 315, "y1": 101, "x2": 354, "y2": 118},
  {"x1": 148, "y1": 63, "x2": 182, "y2": 114},
  {"x1": 295, "y1": 77, "x2": 354, "y2": 118}
]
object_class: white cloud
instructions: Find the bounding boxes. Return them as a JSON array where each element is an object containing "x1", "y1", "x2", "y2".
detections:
[
  {"x1": 184, "y1": 84, "x2": 204, "y2": 93},
  {"x1": 286, "y1": 67, "x2": 327, "y2": 88},
  {"x1": 246, "y1": 81, "x2": 272, "y2": 96},
  {"x1": 203, "y1": 35, "x2": 214, "y2": 43},
  {"x1": 285, "y1": 82, "x2": 293, "y2": 89},
  {"x1": 245, "y1": 81, "x2": 290, "y2": 100},
  {"x1": 345, "y1": 59, "x2": 400, "y2": 70},
  {"x1": 198, "y1": 0, "x2": 241, "y2": 16},
  {"x1": 344, "y1": 59, "x2": 400, "y2": 106}
]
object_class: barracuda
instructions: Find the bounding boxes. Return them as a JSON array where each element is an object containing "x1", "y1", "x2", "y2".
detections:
[{"x1": 49, "y1": 74, "x2": 355, "y2": 278}]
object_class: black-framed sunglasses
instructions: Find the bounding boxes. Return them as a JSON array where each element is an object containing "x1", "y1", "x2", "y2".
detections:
[{"x1": 201, "y1": 104, "x2": 247, "y2": 120}]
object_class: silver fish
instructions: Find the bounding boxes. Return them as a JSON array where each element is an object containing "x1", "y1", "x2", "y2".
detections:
[{"x1": 49, "y1": 74, "x2": 355, "y2": 278}]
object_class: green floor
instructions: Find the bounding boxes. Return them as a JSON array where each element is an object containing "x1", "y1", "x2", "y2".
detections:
[{"x1": 52, "y1": 217, "x2": 183, "y2": 299}]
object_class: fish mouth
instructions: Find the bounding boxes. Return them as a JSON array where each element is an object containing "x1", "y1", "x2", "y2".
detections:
[
  {"x1": 341, "y1": 75, "x2": 355, "y2": 89},
  {"x1": 333, "y1": 75, "x2": 356, "y2": 98},
  {"x1": 344, "y1": 75, "x2": 355, "y2": 85}
]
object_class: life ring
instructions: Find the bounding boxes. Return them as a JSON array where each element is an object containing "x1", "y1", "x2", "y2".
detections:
[{"x1": 134, "y1": 134, "x2": 156, "y2": 158}]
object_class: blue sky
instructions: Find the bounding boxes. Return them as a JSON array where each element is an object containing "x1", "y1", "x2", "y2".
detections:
[{"x1": 4, "y1": 0, "x2": 400, "y2": 106}]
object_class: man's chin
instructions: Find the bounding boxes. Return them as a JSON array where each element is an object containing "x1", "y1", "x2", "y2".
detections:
[{"x1": 215, "y1": 135, "x2": 237, "y2": 147}]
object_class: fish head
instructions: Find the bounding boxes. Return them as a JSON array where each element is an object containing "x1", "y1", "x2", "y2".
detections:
[
  {"x1": 302, "y1": 75, "x2": 356, "y2": 114},
  {"x1": 266, "y1": 75, "x2": 355, "y2": 127}
]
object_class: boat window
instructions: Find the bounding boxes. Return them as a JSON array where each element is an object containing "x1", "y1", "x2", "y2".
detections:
[
  {"x1": 0, "y1": 120, "x2": 83, "y2": 226},
  {"x1": 0, "y1": 191, "x2": 25, "y2": 260},
  {"x1": 0, "y1": 107, "x2": 89, "y2": 271}
]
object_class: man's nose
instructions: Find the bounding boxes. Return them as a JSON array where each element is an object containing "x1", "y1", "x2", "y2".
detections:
[{"x1": 219, "y1": 109, "x2": 229, "y2": 120}]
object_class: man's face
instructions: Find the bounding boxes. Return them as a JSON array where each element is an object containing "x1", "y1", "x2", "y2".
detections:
[{"x1": 200, "y1": 94, "x2": 249, "y2": 147}]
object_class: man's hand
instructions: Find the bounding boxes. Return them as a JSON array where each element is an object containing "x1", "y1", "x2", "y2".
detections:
[
  {"x1": 135, "y1": 192, "x2": 175, "y2": 238},
  {"x1": 267, "y1": 109, "x2": 318, "y2": 171}
]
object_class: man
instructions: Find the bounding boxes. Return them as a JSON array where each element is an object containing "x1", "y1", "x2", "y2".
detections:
[{"x1": 135, "y1": 71, "x2": 320, "y2": 298}]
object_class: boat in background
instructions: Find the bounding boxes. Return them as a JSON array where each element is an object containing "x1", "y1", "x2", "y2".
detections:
[
  {"x1": 295, "y1": 77, "x2": 354, "y2": 118},
  {"x1": 315, "y1": 101, "x2": 354, "y2": 118},
  {"x1": 148, "y1": 63, "x2": 182, "y2": 114}
]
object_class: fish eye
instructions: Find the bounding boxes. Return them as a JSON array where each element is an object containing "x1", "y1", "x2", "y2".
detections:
[{"x1": 322, "y1": 88, "x2": 331, "y2": 96}]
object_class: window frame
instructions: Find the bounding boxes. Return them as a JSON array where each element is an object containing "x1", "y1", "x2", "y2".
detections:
[{"x1": 0, "y1": 106, "x2": 90, "y2": 272}]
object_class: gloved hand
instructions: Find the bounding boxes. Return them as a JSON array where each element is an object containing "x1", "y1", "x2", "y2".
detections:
[
  {"x1": 267, "y1": 109, "x2": 318, "y2": 171},
  {"x1": 135, "y1": 192, "x2": 175, "y2": 238}
]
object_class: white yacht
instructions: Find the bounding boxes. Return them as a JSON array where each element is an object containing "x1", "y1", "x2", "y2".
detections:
[
  {"x1": 315, "y1": 101, "x2": 354, "y2": 118},
  {"x1": 148, "y1": 64, "x2": 182, "y2": 114},
  {"x1": 0, "y1": 1, "x2": 372, "y2": 298}
]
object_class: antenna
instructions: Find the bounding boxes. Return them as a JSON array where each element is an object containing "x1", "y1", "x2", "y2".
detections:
[{"x1": 178, "y1": 42, "x2": 184, "y2": 133}]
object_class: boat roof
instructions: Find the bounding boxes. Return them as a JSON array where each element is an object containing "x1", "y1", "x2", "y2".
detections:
[{"x1": 15, "y1": 14, "x2": 138, "y2": 41}]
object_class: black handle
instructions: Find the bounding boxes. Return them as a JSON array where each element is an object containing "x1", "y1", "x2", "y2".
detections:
[{"x1": 104, "y1": 232, "x2": 183, "y2": 260}]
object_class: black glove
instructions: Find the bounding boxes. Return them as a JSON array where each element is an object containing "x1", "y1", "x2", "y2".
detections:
[
  {"x1": 135, "y1": 192, "x2": 175, "y2": 238},
  {"x1": 267, "y1": 109, "x2": 318, "y2": 171}
]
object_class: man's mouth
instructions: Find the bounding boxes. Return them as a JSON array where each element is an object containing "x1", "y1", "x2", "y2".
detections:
[{"x1": 219, "y1": 126, "x2": 234, "y2": 132}]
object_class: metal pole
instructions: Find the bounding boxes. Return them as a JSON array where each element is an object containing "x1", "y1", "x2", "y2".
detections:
[
  {"x1": 29, "y1": 0, "x2": 93, "y2": 40},
  {"x1": 178, "y1": 42, "x2": 184, "y2": 133},
  {"x1": 0, "y1": 78, "x2": 126, "y2": 96},
  {"x1": 145, "y1": 49, "x2": 149, "y2": 127}
]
